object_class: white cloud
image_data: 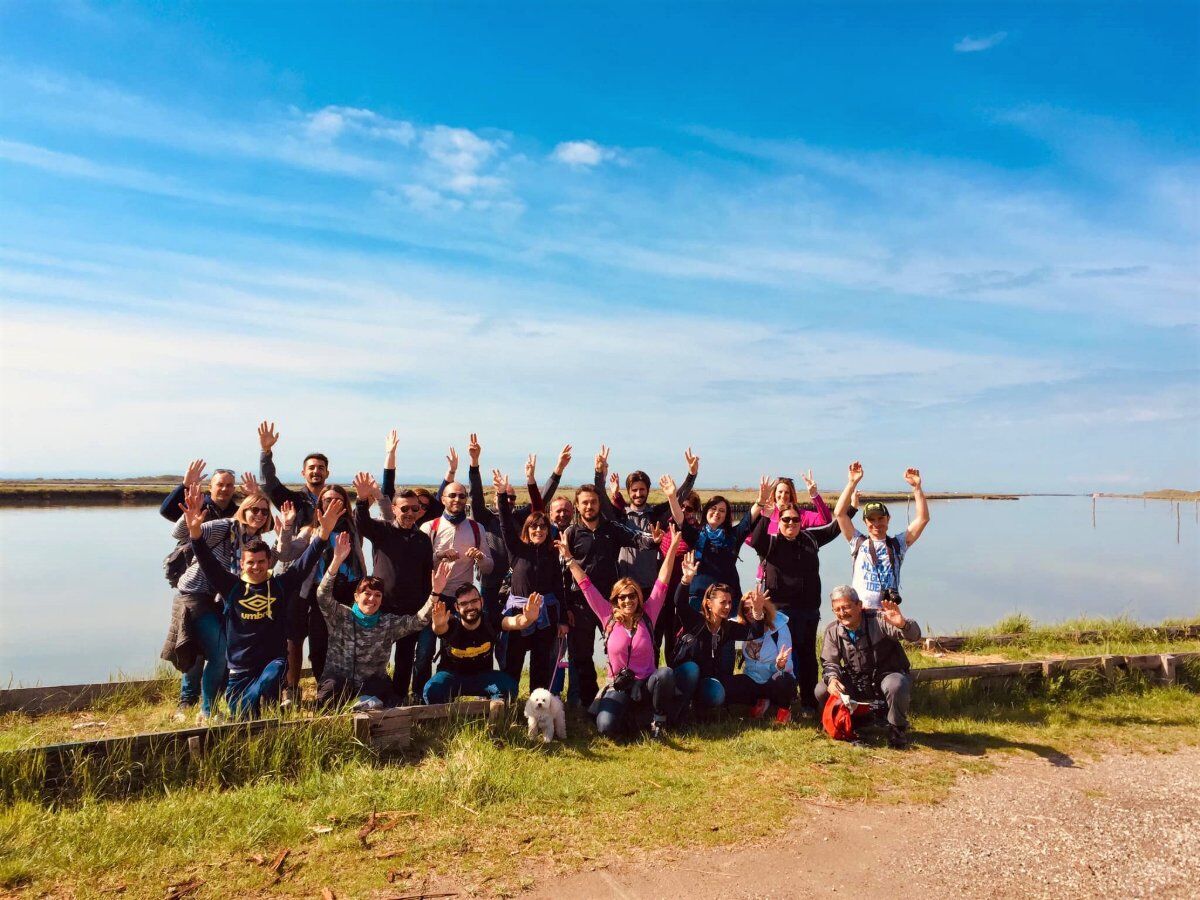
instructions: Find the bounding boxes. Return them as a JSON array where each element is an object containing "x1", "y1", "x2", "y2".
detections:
[
  {"x1": 551, "y1": 140, "x2": 619, "y2": 167},
  {"x1": 304, "y1": 105, "x2": 415, "y2": 145},
  {"x1": 954, "y1": 32, "x2": 1008, "y2": 53}
]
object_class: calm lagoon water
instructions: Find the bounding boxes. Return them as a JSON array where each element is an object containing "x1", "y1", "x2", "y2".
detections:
[{"x1": 1, "y1": 497, "x2": 1197, "y2": 685}]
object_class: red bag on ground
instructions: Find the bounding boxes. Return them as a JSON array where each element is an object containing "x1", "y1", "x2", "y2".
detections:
[{"x1": 822, "y1": 693, "x2": 873, "y2": 741}]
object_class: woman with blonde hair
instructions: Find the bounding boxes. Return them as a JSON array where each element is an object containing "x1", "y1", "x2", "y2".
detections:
[
  {"x1": 164, "y1": 473, "x2": 275, "y2": 722},
  {"x1": 728, "y1": 590, "x2": 797, "y2": 724},
  {"x1": 558, "y1": 525, "x2": 685, "y2": 739}
]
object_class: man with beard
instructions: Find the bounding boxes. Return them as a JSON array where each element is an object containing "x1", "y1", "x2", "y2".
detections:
[
  {"x1": 257, "y1": 421, "x2": 328, "y2": 526},
  {"x1": 563, "y1": 480, "x2": 659, "y2": 707},
  {"x1": 422, "y1": 584, "x2": 541, "y2": 704}
]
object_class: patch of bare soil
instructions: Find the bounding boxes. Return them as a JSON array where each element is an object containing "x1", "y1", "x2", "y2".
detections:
[{"x1": 522, "y1": 747, "x2": 1200, "y2": 899}]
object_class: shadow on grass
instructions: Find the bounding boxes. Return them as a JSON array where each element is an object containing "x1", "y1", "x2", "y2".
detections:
[{"x1": 918, "y1": 730, "x2": 1077, "y2": 767}]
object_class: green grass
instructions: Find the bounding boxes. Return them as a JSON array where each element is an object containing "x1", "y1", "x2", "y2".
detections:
[
  {"x1": 1, "y1": 663, "x2": 1198, "y2": 898},
  {"x1": 943, "y1": 614, "x2": 1200, "y2": 658}
]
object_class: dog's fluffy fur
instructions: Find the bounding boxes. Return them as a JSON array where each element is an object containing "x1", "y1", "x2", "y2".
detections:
[{"x1": 524, "y1": 688, "x2": 567, "y2": 743}]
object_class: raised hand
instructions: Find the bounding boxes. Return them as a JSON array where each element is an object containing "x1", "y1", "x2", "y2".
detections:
[
  {"x1": 431, "y1": 558, "x2": 454, "y2": 595},
  {"x1": 594, "y1": 444, "x2": 610, "y2": 474},
  {"x1": 279, "y1": 500, "x2": 297, "y2": 529},
  {"x1": 680, "y1": 550, "x2": 699, "y2": 583},
  {"x1": 684, "y1": 447, "x2": 700, "y2": 476},
  {"x1": 385, "y1": 429, "x2": 399, "y2": 455},
  {"x1": 650, "y1": 521, "x2": 664, "y2": 546},
  {"x1": 257, "y1": 421, "x2": 279, "y2": 453},
  {"x1": 523, "y1": 592, "x2": 544, "y2": 626},
  {"x1": 880, "y1": 598, "x2": 906, "y2": 629},
  {"x1": 659, "y1": 474, "x2": 677, "y2": 497},
  {"x1": 554, "y1": 536, "x2": 573, "y2": 560},
  {"x1": 743, "y1": 588, "x2": 765, "y2": 619},
  {"x1": 353, "y1": 471, "x2": 377, "y2": 503},
  {"x1": 492, "y1": 468, "x2": 505, "y2": 496},
  {"x1": 757, "y1": 475, "x2": 771, "y2": 506},
  {"x1": 555, "y1": 444, "x2": 573, "y2": 475},
  {"x1": 903, "y1": 467, "x2": 922, "y2": 490},
  {"x1": 430, "y1": 599, "x2": 450, "y2": 632},
  {"x1": 240, "y1": 472, "x2": 260, "y2": 496},
  {"x1": 445, "y1": 446, "x2": 459, "y2": 480},
  {"x1": 667, "y1": 523, "x2": 683, "y2": 551},
  {"x1": 316, "y1": 498, "x2": 345, "y2": 538},
  {"x1": 183, "y1": 458, "x2": 206, "y2": 488},
  {"x1": 851, "y1": 489, "x2": 861, "y2": 509},
  {"x1": 524, "y1": 453, "x2": 536, "y2": 481},
  {"x1": 801, "y1": 469, "x2": 817, "y2": 495},
  {"x1": 502, "y1": 473, "x2": 513, "y2": 497},
  {"x1": 330, "y1": 530, "x2": 352, "y2": 567},
  {"x1": 179, "y1": 484, "x2": 207, "y2": 539},
  {"x1": 775, "y1": 645, "x2": 793, "y2": 671},
  {"x1": 468, "y1": 433, "x2": 481, "y2": 466},
  {"x1": 607, "y1": 472, "x2": 620, "y2": 499},
  {"x1": 848, "y1": 461, "x2": 864, "y2": 485}
]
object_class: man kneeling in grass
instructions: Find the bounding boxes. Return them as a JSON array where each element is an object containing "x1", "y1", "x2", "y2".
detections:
[
  {"x1": 316, "y1": 534, "x2": 452, "y2": 710},
  {"x1": 815, "y1": 585, "x2": 921, "y2": 748},
  {"x1": 183, "y1": 485, "x2": 340, "y2": 719}
]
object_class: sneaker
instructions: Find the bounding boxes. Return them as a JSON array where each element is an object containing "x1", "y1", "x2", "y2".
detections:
[
  {"x1": 195, "y1": 710, "x2": 210, "y2": 727},
  {"x1": 648, "y1": 717, "x2": 667, "y2": 740},
  {"x1": 750, "y1": 699, "x2": 770, "y2": 720},
  {"x1": 799, "y1": 705, "x2": 818, "y2": 719},
  {"x1": 172, "y1": 701, "x2": 196, "y2": 723},
  {"x1": 774, "y1": 707, "x2": 792, "y2": 725},
  {"x1": 887, "y1": 724, "x2": 910, "y2": 750},
  {"x1": 280, "y1": 686, "x2": 301, "y2": 709}
]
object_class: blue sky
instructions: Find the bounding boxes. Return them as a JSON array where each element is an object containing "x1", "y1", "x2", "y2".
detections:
[{"x1": 1, "y1": 1, "x2": 1197, "y2": 491}]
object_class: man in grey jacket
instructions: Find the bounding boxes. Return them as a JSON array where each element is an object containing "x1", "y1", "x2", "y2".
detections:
[{"x1": 815, "y1": 584, "x2": 921, "y2": 748}]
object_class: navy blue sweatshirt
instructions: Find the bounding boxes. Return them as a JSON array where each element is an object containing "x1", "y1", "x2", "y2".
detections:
[{"x1": 191, "y1": 533, "x2": 322, "y2": 673}]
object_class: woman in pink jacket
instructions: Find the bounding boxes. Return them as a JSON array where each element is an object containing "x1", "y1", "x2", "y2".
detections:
[{"x1": 558, "y1": 526, "x2": 685, "y2": 740}]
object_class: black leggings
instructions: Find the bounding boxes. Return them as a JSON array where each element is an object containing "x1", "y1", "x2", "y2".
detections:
[
  {"x1": 502, "y1": 625, "x2": 560, "y2": 691},
  {"x1": 724, "y1": 672, "x2": 797, "y2": 709}
]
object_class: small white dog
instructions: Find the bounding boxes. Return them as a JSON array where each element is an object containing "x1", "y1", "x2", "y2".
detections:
[{"x1": 524, "y1": 688, "x2": 567, "y2": 744}]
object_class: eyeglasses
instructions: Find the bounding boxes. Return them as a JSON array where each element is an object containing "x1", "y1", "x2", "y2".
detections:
[
  {"x1": 615, "y1": 591, "x2": 639, "y2": 602},
  {"x1": 780, "y1": 516, "x2": 801, "y2": 524}
]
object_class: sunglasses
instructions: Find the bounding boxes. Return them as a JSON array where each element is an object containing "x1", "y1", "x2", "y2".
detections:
[
  {"x1": 780, "y1": 516, "x2": 801, "y2": 524},
  {"x1": 615, "y1": 591, "x2": 639, "y2": 602},
  {"x1": 248, "y1": 507, "x2": 270, "y2": 516},
  {"x1": 445, "y1": 492, "x2": 467, "y2": 499},
  {"x1": 528, "y1": 522, "x2": 548, "y2": 530},
  {"x1": 399, "y1": 505, "x2": 421, "y2": 514}
]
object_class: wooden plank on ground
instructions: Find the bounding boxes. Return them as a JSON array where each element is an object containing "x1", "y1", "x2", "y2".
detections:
[{"x1": 0, "y1": 679, "x2": 171, "y2": 714}]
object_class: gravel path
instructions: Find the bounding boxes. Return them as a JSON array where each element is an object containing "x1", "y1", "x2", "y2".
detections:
[{"x1": 525, "y1": 747, "x2": 1200, "y2": 899}]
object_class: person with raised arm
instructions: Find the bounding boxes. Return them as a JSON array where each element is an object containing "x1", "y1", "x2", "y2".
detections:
[
  {"x1": 352, "y1": 471, "x2": 435, "y2": 703},
  {"x1": 678, "y1": 476, "x2": 766, "y2": 608},
  {"x1": 816, "y1": 586, "x2": 921, "y2": 748},
  {"x1": 494, "y1": 471, "x2": 567, "y2": 692},
  {"x1": 728, "y1": 589, "x2": 798, "y2": 724},
  {"x1": 315, "y1": 532, "x2": 450, "y2": 710},
  {"x1": 380, "y1": 429, "x2": 444, "y2": 525},
  {"x1": 595, "y1": 447, "x2": 699, "y2": 594},
  {"x1": 462, "y1": 433, "x2": 513, "y2": 629},
  {"x1": 418, "y1": 469, "x2": 493, "y2": 600},
  {"x1": 182, "y1": 485, "x2": 342, "y2": 718},
  {"x1": 257, "y1": 421, "x2": 329, "y2": 526},
  {"x1": 275, "y1": 483, "x2": 366, "y2": 700},
  {"x1": 746, "y1": 477, "x2": 857, "y2": 714},
  {"x1": 559, "y1": 524, "x2": 685, "y2": 740},
  {"x1": 422, "y1": 583, "x2": 540, "y2": 705},
  {"x1": 159, "y1": 459, "x2": 238, "y2": 523},
  {"x1": 562, "y1": 475, "x2": 660, "y2": 708},
  {"x1": 669, "y1": 550, "x2": 755, "y2": 720},
  {"x1": 163, "y1": 475, "x2": 276, "y2": 721},
  {"x1": 834, "y1": 463, "x2": 929, "y2": 609}
]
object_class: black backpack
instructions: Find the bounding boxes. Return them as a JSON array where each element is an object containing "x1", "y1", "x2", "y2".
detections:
[{"x1": 163, "y1": 540, "x2": 194, "y2": 588}]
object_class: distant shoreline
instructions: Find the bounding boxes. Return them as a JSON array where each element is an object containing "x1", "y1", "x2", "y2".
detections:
[{"x1": 0, "y1": 478, "x2": 1042, "y2": 508}]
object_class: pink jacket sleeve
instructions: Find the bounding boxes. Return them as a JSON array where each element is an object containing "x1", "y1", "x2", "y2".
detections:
[
  {"x1": 579, "y1": 577, "x2": 613, "y2": 623},
  {"x1": 801, "y1": 493, "x2": 832, "y2": 527},
  {"x1": 644, "y1": 579, "x2": 668, "y2": 626}
]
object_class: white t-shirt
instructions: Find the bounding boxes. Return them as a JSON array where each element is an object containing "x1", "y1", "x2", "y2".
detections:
[{"x1": 850, "y1": 530, "x2": 908, "y2": 609}]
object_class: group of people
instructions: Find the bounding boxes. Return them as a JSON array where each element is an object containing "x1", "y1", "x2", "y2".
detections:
[{"x1": 159, "y1": 425, "x2": 930, "y2": 747}]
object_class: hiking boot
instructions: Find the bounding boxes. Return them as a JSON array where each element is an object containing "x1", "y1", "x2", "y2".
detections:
[
  {"x1": 750, "y1": 699, "x2": 770, "y2": 720},
  {"x1": 774, "y1": 707, "x2": 792, "y2": 726},
  {"x1": 887, "y1": 724, "x2": 910, "y2": 749}
]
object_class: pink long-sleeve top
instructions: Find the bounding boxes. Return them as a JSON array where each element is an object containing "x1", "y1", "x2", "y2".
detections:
[{"x1": 579, "y1": 576, "x2": 668, "y2": 680}]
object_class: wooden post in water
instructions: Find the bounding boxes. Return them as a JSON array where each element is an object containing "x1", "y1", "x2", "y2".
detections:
[
  {"x1": 1092, "y1": 494, "x2": 1097, "y2": 528},
  {"x1": 1177, "y1": 502, "x2": 1181, "y2": 544}
]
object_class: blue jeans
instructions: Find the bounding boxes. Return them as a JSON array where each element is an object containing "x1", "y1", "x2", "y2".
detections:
[
  {"x1": 411, "y1": 625, "x2": 438, "y2": 702},
  {"x1": 673, "y1": 661, "x2": 726, "y2": 717},
  {"x1": 591, "y1": 666, "x2": 677, "y2": 739},
  {"x1": 226, "y1": 658, "x2": 286, "y2": 719},
  {"x1": 423, "y1": 669, "x2": 518, "y2": 705},
  {"x1": 178, "y1": 608, "x2": 227, "y2": 715}
]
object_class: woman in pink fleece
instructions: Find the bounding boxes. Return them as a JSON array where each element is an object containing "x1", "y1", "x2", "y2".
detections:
[{"x1": 558, "y1": 526, "x2": 685, "y2": 740}]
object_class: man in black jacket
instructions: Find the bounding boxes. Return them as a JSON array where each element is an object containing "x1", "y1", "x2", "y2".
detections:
[
  {"x1": 257, "y1": 420, "x2": 328, "y2": 525},
  {"x1": 353, "y1": 472, "x2": 434, "y2": 702}
]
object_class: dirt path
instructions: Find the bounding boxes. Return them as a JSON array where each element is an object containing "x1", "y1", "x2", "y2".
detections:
[{"x1": 524, "y1": 747, "x2": 1200, "y2": 899}]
